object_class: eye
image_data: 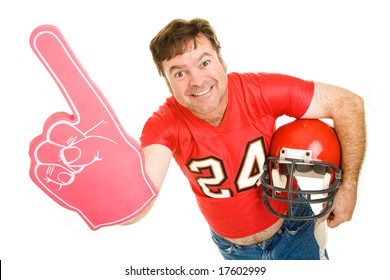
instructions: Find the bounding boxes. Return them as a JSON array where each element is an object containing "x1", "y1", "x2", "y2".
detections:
[
  {"x1": 202, "y1": 60, "x2": 210, "y2": 67},
  {"x1": 174, "y1": 71, "x2": 185, "y2": 78}
]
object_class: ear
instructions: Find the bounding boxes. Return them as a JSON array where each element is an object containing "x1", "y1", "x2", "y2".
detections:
[
  {"x1": 163, "y1": 77, "x2": 174, "y2": 94},
  {"x1": 218, "y1": 53, "x2": 227, "y2": 72}
]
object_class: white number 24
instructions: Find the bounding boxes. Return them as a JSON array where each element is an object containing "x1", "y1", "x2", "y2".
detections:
[{"x1": 186, "y1": 137, "x2": 266, "y2": 198}]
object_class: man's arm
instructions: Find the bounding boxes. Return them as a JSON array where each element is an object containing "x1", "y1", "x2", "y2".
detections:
[
  {"x1": 122, "y1": 144, "x2": 172, "y2": 225},
  {"x1": 302, "y1": 82, "x2": 366, "y2": 228}
]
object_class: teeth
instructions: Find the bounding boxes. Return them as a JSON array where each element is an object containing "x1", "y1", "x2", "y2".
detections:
[{"x1": 192, "y1": 87, "x2": 210, "y2": 97}]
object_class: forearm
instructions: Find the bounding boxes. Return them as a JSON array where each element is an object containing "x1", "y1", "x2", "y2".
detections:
[
  {"x1": 301, "y1": 82, "x2": 365, "y2": 226},
  {"x1": 304, "y1": 82, "x2": 366, "y2": 187},
  {"x1": 121, "y1": 144, "x2": 172, "y2": 226},
  {"x1": 325, "y1": 84, "x2": 365, "y2": 186}
]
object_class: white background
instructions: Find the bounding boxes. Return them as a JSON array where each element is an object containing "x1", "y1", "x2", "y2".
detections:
[{"x1": 0, "y1": 0, "x2": 388, "y2": 279}]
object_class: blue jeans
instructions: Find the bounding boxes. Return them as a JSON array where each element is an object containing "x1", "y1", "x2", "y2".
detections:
[{"x1": 210, "y1": 202, "x2": 328, "y2": 260}]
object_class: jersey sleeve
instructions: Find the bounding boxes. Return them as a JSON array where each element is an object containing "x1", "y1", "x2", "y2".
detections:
[
  {"x1": 256, "y1": 73, "x2": 314, "y2": 119},
  {"x1": 140, "y1": 99, "x2": 178, "y2": 152}
]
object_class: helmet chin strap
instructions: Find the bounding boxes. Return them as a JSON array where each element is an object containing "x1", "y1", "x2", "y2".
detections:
[
  {"x1": 314, "y1": 221, "x2": 328, "y2": 260},
  {"x1": 272, "y1": 166, "x2": 330, "y2": 260},
  {"x1": 322, "y1": 172, "x2": 331, "y2": 189},
  {"x1": 271, "y1": 168, "x2": 287, "y2": 189},
  {"x1": 316, "y1": 172, "x2": 331, "y2": 260}
]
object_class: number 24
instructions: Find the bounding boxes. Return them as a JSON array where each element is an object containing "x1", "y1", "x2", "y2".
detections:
[{"x1": 187, "y1": 137, "x2": 266, "y2": 199}]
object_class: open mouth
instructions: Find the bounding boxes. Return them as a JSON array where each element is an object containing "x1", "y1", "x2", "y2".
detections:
[{"x1": 191, "y1": 86, "x2": 212, "y2": 97}]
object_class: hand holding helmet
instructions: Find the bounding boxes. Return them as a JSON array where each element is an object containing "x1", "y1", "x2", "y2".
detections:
[{"x1": 260, "y1": 119, "x2": 342, "y2": 221}]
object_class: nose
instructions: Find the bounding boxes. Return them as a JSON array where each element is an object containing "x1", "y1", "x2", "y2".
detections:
[{"x1": 188, "y1": 68, "x2": 204, "y2": 87}]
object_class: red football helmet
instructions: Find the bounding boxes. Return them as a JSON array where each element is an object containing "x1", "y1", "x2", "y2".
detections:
[{"x1": 260, "y1": 119, "x2": 342, "y2": 220}]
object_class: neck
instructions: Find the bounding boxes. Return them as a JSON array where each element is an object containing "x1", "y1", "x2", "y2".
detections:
[{"x1": 203, "y1": 113, "x2": 225, "y2": 126}]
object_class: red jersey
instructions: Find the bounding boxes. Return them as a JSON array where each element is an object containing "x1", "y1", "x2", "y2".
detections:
[{"x1": 141, "y1": 72, "x2": 314, "y2": 238}]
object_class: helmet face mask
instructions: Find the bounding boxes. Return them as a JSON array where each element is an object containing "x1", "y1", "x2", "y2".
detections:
[{"x1": 260, "y1": 120, "x2": 342, "y2": 221}]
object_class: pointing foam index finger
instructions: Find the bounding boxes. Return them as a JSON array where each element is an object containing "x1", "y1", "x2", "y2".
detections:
[{"x1": 30, "y1": 25, "x2": 116, "y2": 131}]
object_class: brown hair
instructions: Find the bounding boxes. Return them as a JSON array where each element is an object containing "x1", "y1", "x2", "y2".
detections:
[{"x1": 150, "y1": 18, "x2": 222, "y2": 77}]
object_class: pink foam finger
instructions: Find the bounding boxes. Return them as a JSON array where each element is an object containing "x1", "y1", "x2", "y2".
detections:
[
  {"x1": 30, "y1": 26, "x2": 113, "y2": 130},
  {"x1": 29, "y1": 25, "x2": 158, "y2": 230}
]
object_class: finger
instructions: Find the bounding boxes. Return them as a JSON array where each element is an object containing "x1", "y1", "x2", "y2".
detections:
[
  {"x1": 30, "y1": 25, "x2": 117, "y2": 132},
  {"x1": 40, "y1": 163, "x2": 75, "y2": 188},
  {"x1": 316, "y1": 202, "x2": 331, "y2": 224},
  {"x1": 326, "y1": 212, "x2": 340, "y2": 228},
  {"x1": 316, "y1": 215, "x2": 327, "y2": 224}
]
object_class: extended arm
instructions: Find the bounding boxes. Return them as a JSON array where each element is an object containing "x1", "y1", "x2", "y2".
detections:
[
  {"x1": 302, "y1": 82, "x2": 366, "y2": 227},
  {"x1": 122, "y1": 144, "x2": 172, "y2": 225}
]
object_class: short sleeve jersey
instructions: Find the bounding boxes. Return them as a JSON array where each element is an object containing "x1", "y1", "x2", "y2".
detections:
[{"x1": 141, "y1": 72, "x2": 314, "y2": 238}]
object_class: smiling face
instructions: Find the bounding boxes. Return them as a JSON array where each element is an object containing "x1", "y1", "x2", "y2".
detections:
[{"x1": 162, "y1": 36, "x2": 228, "y2": 126}]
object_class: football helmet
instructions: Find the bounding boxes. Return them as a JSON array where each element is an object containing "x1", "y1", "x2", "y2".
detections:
[{"x1": 260, "y1": 119, "x2": 342, "y2": 220}]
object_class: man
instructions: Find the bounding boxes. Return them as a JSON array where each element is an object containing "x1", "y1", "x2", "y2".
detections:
[{"x1": 125, "y1": 18, "x2": 365, "y2": 260}]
